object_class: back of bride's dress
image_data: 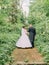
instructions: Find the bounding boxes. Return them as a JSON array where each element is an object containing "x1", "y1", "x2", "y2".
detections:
[{"x1": 16, "y1": 28, "x2": 32, "y2": 48}]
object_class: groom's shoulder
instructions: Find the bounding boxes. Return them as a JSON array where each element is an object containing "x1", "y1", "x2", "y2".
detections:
[
  {"x1": 29, "y1": 27, "x2": 36, "y2": 30},
  {"x1": 32, "y1": 27, "x2": 35, "y2": 29},
  {"x1": 32, "y1": 27, "x2": 36, "y2": 31}
]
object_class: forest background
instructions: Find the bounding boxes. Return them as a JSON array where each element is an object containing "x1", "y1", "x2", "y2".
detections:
[{"x1": 0, "y1": 0, "x2": 49, "y2": 65}]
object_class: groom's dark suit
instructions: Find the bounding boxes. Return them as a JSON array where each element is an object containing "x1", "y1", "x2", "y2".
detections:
[{"x1": 28, "y1": 27, "x2": 36, "y2": 48}]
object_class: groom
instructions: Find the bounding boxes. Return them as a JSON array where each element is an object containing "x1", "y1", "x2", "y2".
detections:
[{"x1": 28, "y1": 24, "x2": 36, "y2": 48}]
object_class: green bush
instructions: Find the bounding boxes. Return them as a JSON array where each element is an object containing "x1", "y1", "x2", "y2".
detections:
[{"x1": 29, "y1": 0, "x2": 49, "y2": 63}]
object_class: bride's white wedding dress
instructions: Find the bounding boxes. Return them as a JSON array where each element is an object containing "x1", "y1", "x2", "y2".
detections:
[{"x1": 16, "y1": 28, "x2": 32, "y2": 48}]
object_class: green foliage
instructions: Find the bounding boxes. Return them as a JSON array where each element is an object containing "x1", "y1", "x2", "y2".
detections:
[
  {"x1": 29, "y1": 0, "x2": 49, "y2": 63},
  {"x1": 0, "y1": 0, "x2": 24, "y2": 65},
  {"x1": 0, "y1": 22, "x2": 23, "y2": 65},
  {"x1": 0, "y1": 33, "x2": 20, "y2": 65}
]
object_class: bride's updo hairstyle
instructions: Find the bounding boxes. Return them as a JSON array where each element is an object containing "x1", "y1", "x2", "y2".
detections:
[{"x1": 22, "y1": 26, "x2": 25, "y2": 28}]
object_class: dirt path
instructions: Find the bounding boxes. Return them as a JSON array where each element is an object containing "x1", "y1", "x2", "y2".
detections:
[{"x1": 12, "y1": 48, "x2": 46, "y2": 65}]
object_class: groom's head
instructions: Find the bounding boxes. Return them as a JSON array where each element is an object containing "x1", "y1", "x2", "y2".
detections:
[{"x1": 29, "y1": 24, "x2": 32, "y2": 27}]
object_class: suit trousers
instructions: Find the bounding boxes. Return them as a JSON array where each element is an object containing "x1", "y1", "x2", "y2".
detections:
[{"x1": 31, "y1": 41, "x2": 34, "y2": 48}]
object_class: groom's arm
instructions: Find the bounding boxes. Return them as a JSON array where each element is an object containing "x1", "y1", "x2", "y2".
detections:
[
  {"x1": 34, "y1": 28, "x2": 36, "y2": 36},
  {"x1": 28, "y1": 28, "x2": 30, "y2": 32},
  {"x1": 27, "y1": 28, "x2": 30, "y2": 35}
]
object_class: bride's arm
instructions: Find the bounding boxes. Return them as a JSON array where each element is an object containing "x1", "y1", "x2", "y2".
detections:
[{"x1": 25, "y1": 30, "x2": 29, "y2": 35}]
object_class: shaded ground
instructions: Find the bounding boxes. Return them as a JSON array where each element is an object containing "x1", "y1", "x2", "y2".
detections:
[{"x1": 11, "y1": 48, "x2": 46, "y2": 65}]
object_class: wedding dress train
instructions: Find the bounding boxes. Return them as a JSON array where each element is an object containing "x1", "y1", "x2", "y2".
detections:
[{"x1": 16, "y1": 28, "x2": 32, "y2": 48}]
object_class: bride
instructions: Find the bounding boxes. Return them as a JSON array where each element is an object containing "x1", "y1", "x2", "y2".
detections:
[{"x1": 16, "y1": 26, "x2": 32, "y2": 48}]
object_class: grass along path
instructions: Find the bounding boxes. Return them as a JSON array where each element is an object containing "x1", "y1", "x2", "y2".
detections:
[{"x1": 11, "y1": 48, "x2": 46, "y2": 65}]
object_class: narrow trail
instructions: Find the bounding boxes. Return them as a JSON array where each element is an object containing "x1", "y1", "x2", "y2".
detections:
[{"x1": 12, "y1": 48, "x2": 46, "y2": 65}]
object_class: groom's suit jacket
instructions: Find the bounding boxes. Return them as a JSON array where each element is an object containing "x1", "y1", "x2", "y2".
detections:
[{"x1": 28, "y1": 27, "x2": 36, "y2": 42}]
